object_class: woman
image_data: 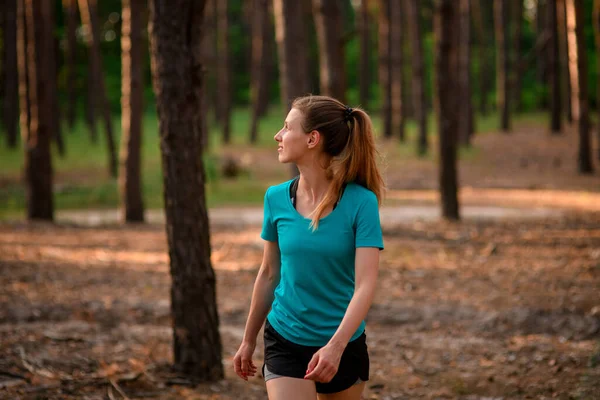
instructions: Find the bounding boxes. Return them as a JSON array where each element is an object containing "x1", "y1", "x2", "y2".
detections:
[{"x1": 233, "y1": 95, "x2": 384, "y2": 399}]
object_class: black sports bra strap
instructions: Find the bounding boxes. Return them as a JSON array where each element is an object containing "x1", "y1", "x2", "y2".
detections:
[{"x1": 289, "y1": 177, "x2": 346, "y2": 210}]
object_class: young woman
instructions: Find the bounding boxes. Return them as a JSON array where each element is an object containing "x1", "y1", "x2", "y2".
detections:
[{"x1": 233, "y1": 95, "x2": 384, "y2": 399}]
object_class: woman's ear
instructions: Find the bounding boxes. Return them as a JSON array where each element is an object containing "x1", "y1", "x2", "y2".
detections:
[{"x1": 307, "y1": 130, "x2": 321, "y2": 149}]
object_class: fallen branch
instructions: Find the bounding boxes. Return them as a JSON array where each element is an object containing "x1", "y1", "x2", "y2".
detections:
[{"x1": 110, "y1": 379, "x2": 130, "y2": 400}]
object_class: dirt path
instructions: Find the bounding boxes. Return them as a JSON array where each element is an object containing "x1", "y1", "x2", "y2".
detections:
[{"x1": 1, "y1": 210, "x2": 599, "y2": 399}]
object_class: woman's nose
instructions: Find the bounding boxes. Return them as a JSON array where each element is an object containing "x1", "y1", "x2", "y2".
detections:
[{"x1": 274, "y1": 129, "x2": 283, "y2": 142}]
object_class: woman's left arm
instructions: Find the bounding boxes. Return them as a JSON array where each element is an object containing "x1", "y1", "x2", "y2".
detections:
[{"x1": 304, "y1": 247, "x2": 380, "y2": 382}]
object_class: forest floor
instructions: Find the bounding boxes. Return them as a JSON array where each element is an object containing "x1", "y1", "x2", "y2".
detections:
[{"x1": 1, "y1": 124, "x2": 600, "y2": 399}]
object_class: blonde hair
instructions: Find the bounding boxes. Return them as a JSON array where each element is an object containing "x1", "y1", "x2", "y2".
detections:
[{"x1": 291, "y1": 95, "x2": 385, "y2": 229}]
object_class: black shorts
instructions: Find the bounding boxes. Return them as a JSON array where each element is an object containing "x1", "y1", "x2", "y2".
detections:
[{"x1": 262, "y1": 320, "x2": 369, "y2": 394}]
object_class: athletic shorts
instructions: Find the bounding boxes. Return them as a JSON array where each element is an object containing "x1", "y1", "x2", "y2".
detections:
[{"x1": 262, "y1": 320, "x2": 369, "y2": 394}]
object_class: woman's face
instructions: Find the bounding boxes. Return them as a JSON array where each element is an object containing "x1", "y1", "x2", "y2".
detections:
[{"x1": 274, "y1": 108, "x2": 310, "y2": 164}]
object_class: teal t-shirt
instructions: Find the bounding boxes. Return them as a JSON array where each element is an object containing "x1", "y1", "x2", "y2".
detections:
[{"x1": 261, "y1": 179, "x2": 384, "y2": 347}]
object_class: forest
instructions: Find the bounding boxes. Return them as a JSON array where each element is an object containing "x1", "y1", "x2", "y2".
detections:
[{"x1": 0, "y1": 0, "x2": 599, "y2": 399}]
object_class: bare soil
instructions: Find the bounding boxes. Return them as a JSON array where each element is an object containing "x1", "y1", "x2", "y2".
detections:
[{"x1": 1, "y1": 124, "x2": 600, "y2": 399}]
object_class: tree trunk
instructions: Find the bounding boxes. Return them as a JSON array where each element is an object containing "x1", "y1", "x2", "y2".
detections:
[
  {"x1": 406, "y1": 0, "x2": 428, "y2": 156},
  {"x1": 434, "y1": 0, "x2": 459, "y2": 220},
  {"x1": 216, "y1": 0, "x2": 231, "y2": 143},
  {"x1": 313, "y1": 0, "x2": 346, "y2": 102},
  {"x1": 64, "y1": 0, "x2": 78, "y2": 130},
  {"x1": 389, "y1": 0, "x2": 404, "y2": 141},
  {"x1": 249, "y1": 0, "x2": 270, "y2": 144},
  {"x1": 548, "y1": 0, "x2": 562, "y2": 133},
  {"x1": 558, "y1": 0, "x2": 572, "y2": 123},
  {"x1": 3, "y1": 0, "x2": 19, "y2": 149},
  {"x1": 458, "y1": 0, "x2": 473, "y2": 146},
  {"x1": 119, "y1": 0, "x2": 145, "y2": 223},
  {"x1": 512, "y1": 0, "x2": 523, "y2": 112},
  {"x1": 46, "y1": 2, "x2": 64, "y2": 157},
  {"x1": 200, "y1": 0, "x2": 216, "y2": 150},
  {"x1": 358, "y1": 0, "x2": 370, "y2": 108},
  {"x1": 378, "y1": 0, "x2": 392, "y2": 138},
  {"x1": 594, "y1": 0, "x2": 600, "y2": 159},
  {"x1": 566, "y1": 0, "x2": 593, "y2": 173},
  {"x1": 471, "y1": 0, "x2": 490, "y2": 115},
  {"x1": 494, "y1": 0, "x2": 510, "y2": 132},
  {"x1": 18, "y1": 0, "x2": 54, "y2": 220},
  {"x1": 85, "y1": 49, "x2": 98, "y2": 143},
  {"x1": 148, "y1": 0, "x2": 224, "y2": 379},
  {"x1": 78, "y1": 0, "x2": 118, "y2": 177},
  {"x1": 536, "y1": 0, "x2": 548, "y2": 89}
]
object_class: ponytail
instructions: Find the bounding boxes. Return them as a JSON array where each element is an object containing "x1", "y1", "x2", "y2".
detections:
[{"x1": 291, "y1": 95, "x2": 385, "y2": 230}]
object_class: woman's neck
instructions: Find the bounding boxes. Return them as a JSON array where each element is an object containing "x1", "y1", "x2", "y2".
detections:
[{"x1": 296, "y1": 164, "x2": 330, "y2": 205}]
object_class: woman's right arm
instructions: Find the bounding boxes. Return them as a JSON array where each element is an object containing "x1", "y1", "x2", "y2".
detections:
[
  {"x1": 243, "y1": 240, "x2": 281, "y2": 342},
  {"x1": 233, "y1": 239, "x2": 281, "y2": 380}
]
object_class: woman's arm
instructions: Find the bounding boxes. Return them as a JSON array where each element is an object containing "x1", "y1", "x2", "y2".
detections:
[
  {"x1": 233, "y1": 240, "x2": 281, "y2": 380},
  {"x1": 304, "y1": 247, "x2": 379, "y2": 382},
  {"x1": 243, "y1": 240, "x2": 281, "y2": 343}
]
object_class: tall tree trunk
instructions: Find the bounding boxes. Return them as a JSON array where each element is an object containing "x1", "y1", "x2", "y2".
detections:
[
  {"x1": 3, "y1": 0, "x2": 18, "y2": 149},
  {"x1": 78, "y1": 0, "x2": 118, "y2": 177},
  {"x1": 46, "y1": 2, "x2": 64, "y2": 157},
  {"x1": 389, "y1": 0, "x2": 404, "y2": 141},
  {"x1": 458, "y1": 0, "x2": 473, "y2": 146},
  {"x1": 512, "y1": 0, "x2": 523, "y2": 112},
  {"x1": 434, "y1": 0, "x2": 460, "y2": 220},
  {"x1": 358, "y1": 0, "x2": 370, "y2": 108},
  {"x1": 249, "y1": 0, "x2": 270, "y2": 144},
  {"x1": 494, "y1": 0, "x2": 510, "y2": 132},
  {"x1": 216, "y1": 0, "x2": 231, "y2": 143},
  {"x1": 148, "y1": 0, "x2": 224, "y2": 379},
  {"x1": 536, "y1": 0, "x2": 548, "y2": 93},
  {"x1": 406, "y1": 0, "x2": 428, "y2": 156},
  {"x1": 594, "y1": 0, "x2": 600, "y2": 159},
  {"x1": 558, "y1": 0, "x2": 572, "y2": 123},
  {"x1": 378, "y1": 0, "x2": 392, "y2": 138},
  {"x1": 200, "y1": 0, "x2": 216, "y2": 150},
  {"x1": 312, "y1": 0, "x2": 346, "y2": 102},
  {"x1": 85, "y1": 49, "x2": 98, "y2": 143},
  {"x1": 273, "y1": 0, "x2": 310, "y2": 177},
  {"x1": 119, "y1": 0, "x2": 145, "y2": 223},
  {"x1": 548, "y1": 0, "x2": 562, "y2": 133},
  {"x1": 64, "y1": 0, "x2": 78, "y2": 130},
  {"x1": 566, "y1": 0, "x2": 593, "y2": 173},
  {"x1": 472, "y1": 0, "x2": 490, "y2": 115},
  {"x1": 18, "y1": 0, "x2": 54, "y2": 220}
]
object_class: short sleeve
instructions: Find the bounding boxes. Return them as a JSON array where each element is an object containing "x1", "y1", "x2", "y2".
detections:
[
  {"x1": 260, "y1": 187, "x2": 278, "y2": 242},
  {"x1": 355, "y1": 192, "x2": 384, "y2": 250}
]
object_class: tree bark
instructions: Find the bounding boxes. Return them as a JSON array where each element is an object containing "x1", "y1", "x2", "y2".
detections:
[
  {"x1": 566, "y1": 0, "x2": 593, "y2": 173},
  {"x1": 119, "y1": 0, "x2": 145, "y2": 223},
  {"x1": 378, "y1": 0, "x2": 392, "y2": 138},
  {"x1": 3, "y1": 0, "x2": 19, "y2": 149},
  {"x1": 249, "y1": 0, "x2": 270, "y2": 144},
  {"x1": 405, "y1": 0, "x2": 428, "y2": 156},
  {"x1": 46, "y1": 1, "x2": 64, "y2": 157},
  {"x1": 471, "y1": 0, "x2": 490, "y2": 115},
  {"x1": 389, "y1": 0, "x2": 404, "y2": 141},
  {"x1": 64, "y1": 0, "x2": 78, "y2": 130},
  {"x1": 548, "y1": 0, "x2": 562, "y2": 133},
  {"x1": 358, "y1": 0, "x2": 370, "y2": 108},
  {"x1": 594, "y1": 0, "x2": 600, "y2": 159},
  {"x1": 148, "y1": 0, "x2": 224, "y2": 379},
  {"x1": 458, "y1": 0, "x2": 473, "y2": 146},
  {"x1": 512, "y1": 0, "x2": 523, "y2": 112},
  {"x1": 313, "y1": 0, "x2": 346, "y2": 102},
  {"x1": 434, "y1": 0, "x2": 460, "y2": 220},
  {"x1": 536, "y1": 0, "x2": 548, "y2": 87},
  {"x1": 494, "y1": 0, "x2": 510, "y2": 132},
  {"x1": 216, "y1": 0, "x2": 231, "y2": 143},
  {"x1": 78, "y1": 0, "x2": 118, "y2": 177},
  {"x1": 18, "y1": 0, "x2": 54, "y2": 220},
  {"x1": 558, "y1": 0, "x2": 572, "y2": 123}
]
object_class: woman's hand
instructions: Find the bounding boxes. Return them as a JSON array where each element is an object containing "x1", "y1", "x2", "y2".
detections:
[
  {"x1": 233, "y1": 340, "x2": 258, "y2": 381},
  {"x1": 304, "y1": 342, "x2": 345, "y2": 383}
]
